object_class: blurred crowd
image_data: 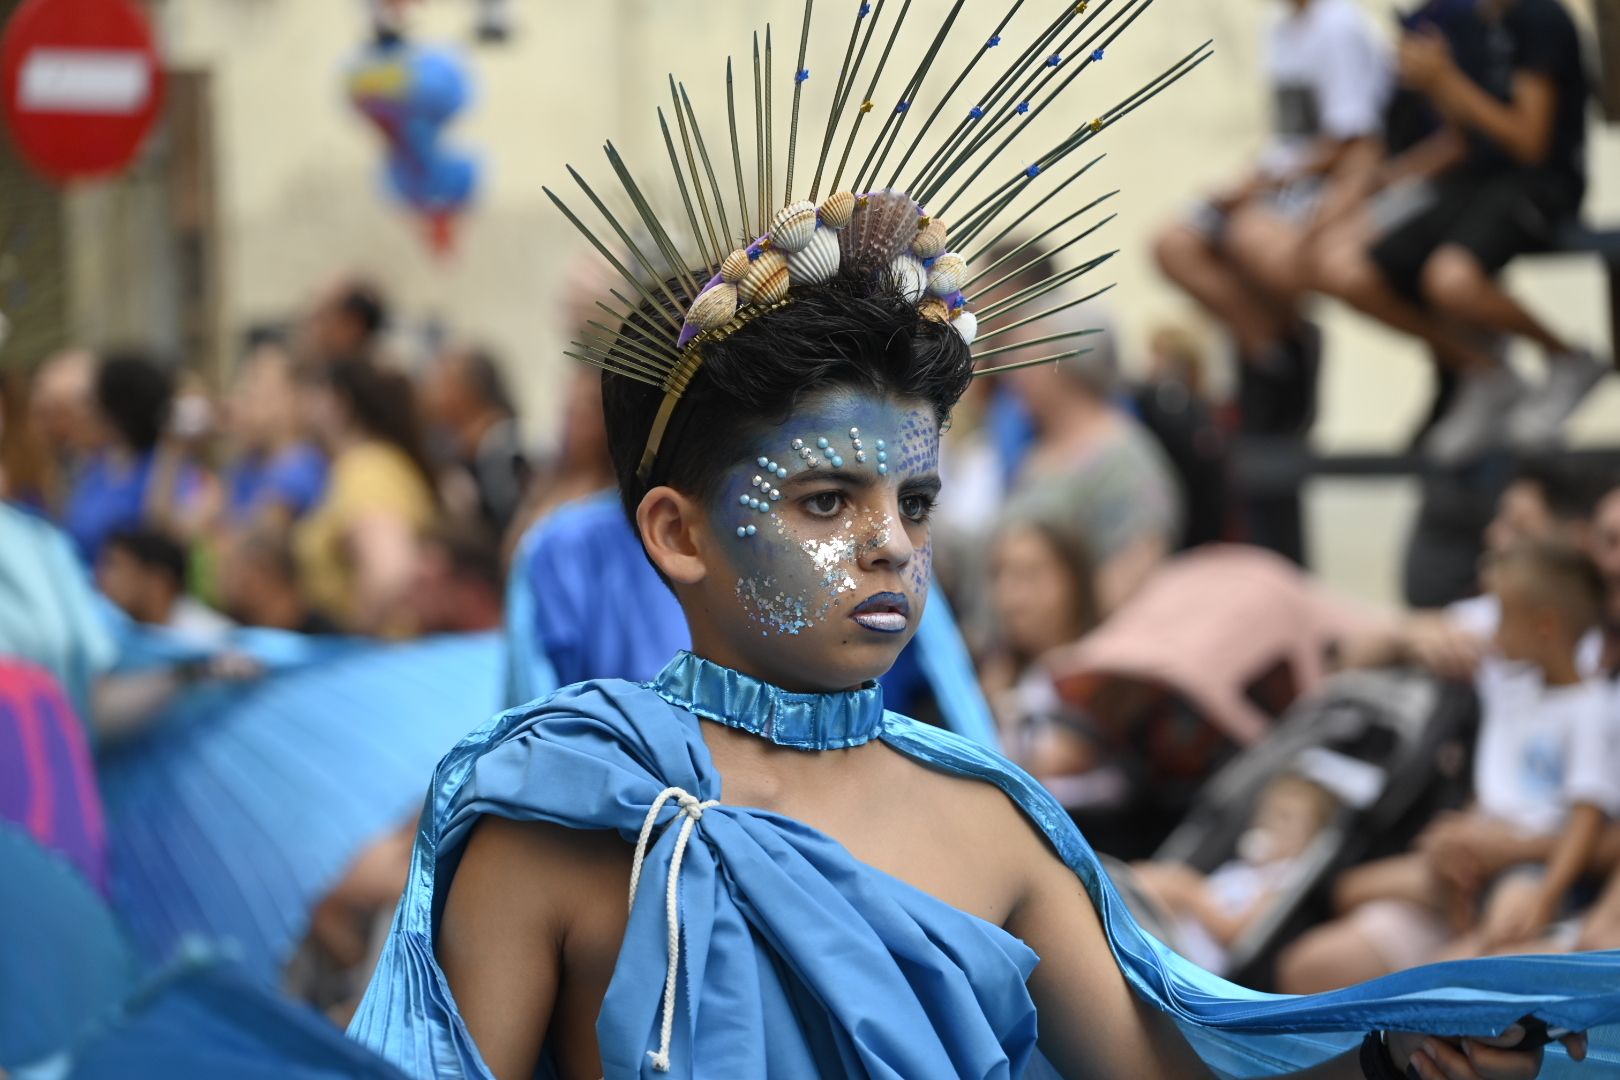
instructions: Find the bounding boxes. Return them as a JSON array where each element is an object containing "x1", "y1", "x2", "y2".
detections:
[{"x1": 1, "y1": 0, "x2": 1618, "y2": 1041}]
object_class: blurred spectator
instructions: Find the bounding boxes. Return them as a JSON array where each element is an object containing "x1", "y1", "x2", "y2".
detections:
[
  {"x1": 1001, "y1": 310, "x2": 1183, "y2": 616},
  {"x1": 96, "y1": 529, "x2": 232, "y2": 640},
  {"x1": 1278, "y1": 540, "x2": 1616, "y2": 991},
  {"x1": 0, "y1": 368, "x2": 52, "y2": 511},
  {"x1": 303, "y1": 277, "x2": 389, "y2": 366},
  {"x1": 27, "y1": 348, "x2": 96, "y2": 510},
  {"x1": 1134, "y1": 774, "x2": 1341, "y2": 975},
  {"x1": 1315, "y1": 0, "x2": 1602, "y2": 461},
  {"x1": 222, "y1": 333, "x2": 329, "y2": 532},
  {"x1": 505, "y1": 367, "x2": 614, "y2": 551},
  {"x1": 420, "y1": 343, "x2": 529, "y2": 540},
  {"x1": 409, "y1": 527, "x2": 504, "y2": 634},
  {"x1": 1154, "y1": 0, "x2": 1390, "y2": 435},
  {"x1": 62, "y1": 350, "x2": 204, "y2": 563},
  {"x1": 1130, "y1": 325, "x2": 1231, "y2": 549},
  {"x1": 217, "y1": 531, "x2": 339, "y2": 635},
  {"x1": 294, "y1": 359, "x2": 438, "y2": 635},
  {"x1": 981, "y1": 515, "x2": 1107, "y2": 805},
  {"x1": 1594, "y1": 483, "x2": 1620, "y2": 675}
]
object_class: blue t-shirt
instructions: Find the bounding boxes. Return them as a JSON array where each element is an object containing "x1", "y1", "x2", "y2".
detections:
[
  {"x1": 63, "y1": 451, "x2": 202, "y2": 564},
  {"x1": 224, "y1": 443, "x2": 328, "y2": 525}
]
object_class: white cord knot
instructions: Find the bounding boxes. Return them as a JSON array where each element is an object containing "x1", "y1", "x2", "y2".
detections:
[{"x1": 628, "y1": 786, "x2": 719, "y2": 1074}]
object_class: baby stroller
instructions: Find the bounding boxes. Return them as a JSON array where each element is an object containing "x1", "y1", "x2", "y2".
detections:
[{"x1": 1117, "y1": 667, "x2": 1479, "y2": 989}]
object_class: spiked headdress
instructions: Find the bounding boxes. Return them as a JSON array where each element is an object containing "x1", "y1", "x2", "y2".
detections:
[{"x1": 549, "y1": 0, "x2": 1210, "y2": 484}]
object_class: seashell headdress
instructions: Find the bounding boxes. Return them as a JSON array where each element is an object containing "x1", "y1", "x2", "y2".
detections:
[{"x1": 550, "y1": 0, "x2": 1211, "y2": 484}]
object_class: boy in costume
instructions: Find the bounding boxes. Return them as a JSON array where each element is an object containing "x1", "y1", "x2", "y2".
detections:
[{"x1": 352, "y1": 2, "x2": 1617, "y2": 1076}]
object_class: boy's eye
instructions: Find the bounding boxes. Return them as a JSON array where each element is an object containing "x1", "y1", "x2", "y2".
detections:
[
  {"x1": 900, "y1": 492, "x2": 936, "y2": 523},
  {"x1": 804, "y1": 491, "x2": 844, "y2": 517}
]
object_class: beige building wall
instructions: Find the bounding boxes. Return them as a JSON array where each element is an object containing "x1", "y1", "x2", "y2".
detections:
[{"x1": 155, "y1": 0, "x2": 1620, "y2": 602}]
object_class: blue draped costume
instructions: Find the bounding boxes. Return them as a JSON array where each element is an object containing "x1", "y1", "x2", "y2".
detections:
[{"x1": 352, "y1": 651, "x2": 1620, "y2": 1078}]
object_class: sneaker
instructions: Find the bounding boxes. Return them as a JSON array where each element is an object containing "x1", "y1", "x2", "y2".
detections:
[
  {"x1": 1237, "y1": 323, "x2": 1321, "y2": 438},
  {"x1": 1507, "y1": 348, "x2": 1609, "y2": 449},
  {"x1": 1422, "y1": 363, "x2": 1527, "y2": 463}
]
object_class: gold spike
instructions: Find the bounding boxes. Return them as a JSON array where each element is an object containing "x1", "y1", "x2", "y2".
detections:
[
  {"x1": 783, "y1": 0, "x2": 815, "y2": 204},
  {"x1": 669, "y1": 77, "x2": 725, "y2": 266},
  {"x1": 957, "y1": 152, "x2": 1105, "y2": 254},
  {"x1": 678, "y1": 82, "x2": 734, "y2": 248},
  {"x1": 830, "y1": 0, "x2": 913, "y2": 194},
  {"x1": 563, "y1": 350, "x2": 665, "y2": 389},
  {"x1": 857, "y1": 0, "x2": 965, "y2": 194},
  {"x1": 972, "y1": 346, "x2": 1094, "y2": 379},
  {"x1": 657, "y1": 107, "x2": 718, "y2": 276},
  {"x1": 967, "y1": 212, "x2": 1117, "y2": 303},
  {"x1": 564, "y1": 164, "x2": 690, "y2": 330},
  {"x1": 963, "y1": 191, "x2": 1117, "y2": 288},
  {"x1": 726, "y1": 59, "x2": 751, "y2": 242},
  {"x1": 764, "y1": 25, "x2": 774, "y2": 220},
  {"x1": 603, "y1": 141, "x2": 701, "y2": 299},
  {"x1": 810, "y1": 0, "x2": 882, "y2": 201},
  {"x1": 543, "y1": 184, "x2": 682, "y2": 334},
  {"x1": 975, "y1": 250, "x2": 1117, "y2": 322},
  {"x1": 974, "y1": 282, "x2": 1117, "y2": 343},
  {"x1": 969, "y1": 328, "x2": 1102, "y2": 363},
  {"x1": 753, "y1": 33, "x2": 767, "y2": 236}
]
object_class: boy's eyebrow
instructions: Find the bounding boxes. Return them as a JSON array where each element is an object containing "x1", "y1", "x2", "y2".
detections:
[
  {"x1": 901, "y1": 474, "x2": 943, "y2": 496},
  {"x1": 782, "y1": 467, "x2": 872, "y2": 487}
]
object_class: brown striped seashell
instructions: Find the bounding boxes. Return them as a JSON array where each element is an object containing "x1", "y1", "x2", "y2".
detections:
[
  {"x1": 927, "y1": 252, "x2": 968, "y2": 298},
  {"x1": 886, "y1": 254, "x2": 928, "y2": 304},
  {"x1": 786, "y1": 227, "x2": 841, "y2": 285},
  {"x1": 769, "y1": 201, "x2": 819, "y2": 254},
  {"x1": 720, "y1": 248, "x2": 752, "y2": 284},
  {"x1": 917, "y1": 298, "x2": 951, "y2": 323},
  {"x1": 841, "y1": 189, "x2": 919, "y2": 275},
  {"x1": 911, "y1": 218, "x2": 948, "y2": 260},
  {"x1": 818, "y1": 190, "x2": 856, "y2": 230},
  {"x1": 737, "y1": 250, "x2": 790, "y2": 306},
  {"x1": 685, "y1": 283, "x2": 739, "y2": 330}
]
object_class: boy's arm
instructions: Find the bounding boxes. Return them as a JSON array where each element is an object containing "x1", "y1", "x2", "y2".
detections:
[
  {"x1": 1401, "y1": 29, "x2": 1559, "y2": 168},
  {"x1": 1487, "y1": 804, "x2": 1607, "y2": 947},
  {"x1": 437, "y1": 816, "x2": 595, "y2": 1080}
]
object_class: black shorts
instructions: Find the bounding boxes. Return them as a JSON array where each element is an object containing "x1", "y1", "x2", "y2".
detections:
[{"x1": 1369, "y1": 169, "x2": 1581, "y2": 302}]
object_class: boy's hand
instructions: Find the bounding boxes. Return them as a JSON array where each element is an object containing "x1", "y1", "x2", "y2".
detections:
[
  {"x1": 1391, "y1": 1026, "x2": 1588, "y2": 1079},
  {"x1": 1402, "y1": 618, "x2": 1487, "y2": 680},
  {"x1": 1399, "y1": 27, "x2": 1457, "y2": 96}
]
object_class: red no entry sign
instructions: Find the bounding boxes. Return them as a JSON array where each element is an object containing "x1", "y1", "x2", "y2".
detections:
[{"x1": 1, "y1": 0, "x2": 164, "y2": 182}]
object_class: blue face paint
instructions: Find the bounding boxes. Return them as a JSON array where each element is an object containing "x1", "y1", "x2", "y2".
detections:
[{"x1": 710, "y1": 389, "x2": 940, "y2": 644}]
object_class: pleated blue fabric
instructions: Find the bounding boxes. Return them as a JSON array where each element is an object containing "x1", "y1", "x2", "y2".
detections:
[
  {"x1": 98, "y1": 631, "x2": 506, "y2": 980},
  {"x1": 351, "y1": 652, "x2": 1620, "y2": 1078}
]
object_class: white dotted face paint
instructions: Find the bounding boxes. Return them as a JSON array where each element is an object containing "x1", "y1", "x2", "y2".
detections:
[{"x1": 710, "y1": 389, "x2": 940, "y2": 646}]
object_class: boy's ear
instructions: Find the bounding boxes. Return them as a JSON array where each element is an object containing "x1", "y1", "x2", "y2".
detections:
[{"x1": 637, "y1": 485, "x2": 711, "y2": 586}]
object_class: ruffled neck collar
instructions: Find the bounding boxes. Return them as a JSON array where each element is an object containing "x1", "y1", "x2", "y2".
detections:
[{"x1": 650, "y1": 651, "x2": 886, "y2": 750}]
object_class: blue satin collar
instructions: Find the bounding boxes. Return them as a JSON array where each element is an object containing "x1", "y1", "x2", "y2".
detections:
[{"x1": 650, "y1": 651, "x2": 886, "y2": 750}]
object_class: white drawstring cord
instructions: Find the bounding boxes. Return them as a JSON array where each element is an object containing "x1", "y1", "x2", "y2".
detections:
[{"x1": 628, "y1": 786, "x2": 719, "y2": 1073}]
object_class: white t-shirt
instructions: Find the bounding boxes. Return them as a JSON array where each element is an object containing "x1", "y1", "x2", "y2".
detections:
[
  {"x1": 1449, "y1": 596, "x2": 1620, "y2": 835},
  {"x1": 1261, "y1": 0, "x2": 1392, "y2": 177}
]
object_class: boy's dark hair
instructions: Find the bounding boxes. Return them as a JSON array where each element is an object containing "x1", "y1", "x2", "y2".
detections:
[
  {"x1": 105, "y1": 528, "x2": 188, "y2": 592},
  {"x1": 95, "y1": 350, "x2": 174, "y2": 453},
  {"x1": 315, "y1": 359, "x2": 439, "y2": 500},
  {"x1": 457, "y1": 345, "x2": 516, "y2": 416},
  {"x1": 339, "y1": 281, "x2": 389, "y2": 339},
  {"x1": 602, "y1": 277, "x2": 974, "y2": 521},
  {"x1": 1490, "y1": 539, "x2": 1606, "y2": 636}
]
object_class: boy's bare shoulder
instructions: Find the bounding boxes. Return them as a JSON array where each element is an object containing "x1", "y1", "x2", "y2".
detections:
[
  {"x1": 452, "y1": 816, "x2": 631, "y2": 926},
  {"x1": 874, "y1": 738, "x2": 1059, "y2": 863}
]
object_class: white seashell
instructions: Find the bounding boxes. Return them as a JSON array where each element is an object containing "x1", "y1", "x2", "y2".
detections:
[
  {"x1": 819, "y1": 191, "x2": 856, "y2": 230},
  {"x1": 737, "y1": 250, "x2": 791, "y2": 306},
  {"x1": 685, "y1": 283, "x2": 739, "y2": 329},
  {"x1": 887, "y1": 254, "x2": 927, "y2": 304},
  {"x1": 769, "y1": 201, "x2": 819, "y2": 254},
  {"x1": 720, "y1": 248, "x2": 752, "y2": 284},
  {"x1": 912, "y1": 218, "x2": 948, "y2": 260},
  {"x1": 786, "y1": 227, "x2": 841, "y2": 285},
  {"x1": 927, "y1": 252, "x2": 968, "y2": 298},
  {"x1": 952, "y1": 308, "x2": 978, "y2": 346}
]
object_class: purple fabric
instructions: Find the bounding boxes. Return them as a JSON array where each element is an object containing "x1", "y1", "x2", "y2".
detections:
[{"x1": 0, "y1": 660, "x2": 107, "y2": 894}]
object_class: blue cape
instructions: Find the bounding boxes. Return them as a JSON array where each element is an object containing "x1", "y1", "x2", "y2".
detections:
[{"x1": 351, "y1": 656, "x2": 1620, "y2": 1078}]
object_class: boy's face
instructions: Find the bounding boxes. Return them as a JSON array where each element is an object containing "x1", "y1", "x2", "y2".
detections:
[
  {"x1": 692, "y1": 387, "x2": 940, "y2": 693},
  {"x1": 1490, "y1": 567, "x2": 1562, "y2": 666}
]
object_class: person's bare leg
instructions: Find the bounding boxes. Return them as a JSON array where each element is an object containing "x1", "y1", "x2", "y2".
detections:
[
  {"x1": 1275, "y1": 919, "x2": 1400, "y2": 994},
  {"x1": 1312, "y1": 235, "x2": 1491, "y2": 373},
  {"x1": 1421, "y1": 246, "x2": 1572, "y2": 355},
  {"x1": 1225, "y1": 207, "x2": 1311, "y2": 309},
  {"x1": 1153, "y1": 222, "x2": 1292, "y2": 356},
  {"x1": 1575, "y1": 866, "x2": 1620, "y2": 951},
  {"x1": 1332, "y1": 852, "x2": 1440, "y2": 914}
]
